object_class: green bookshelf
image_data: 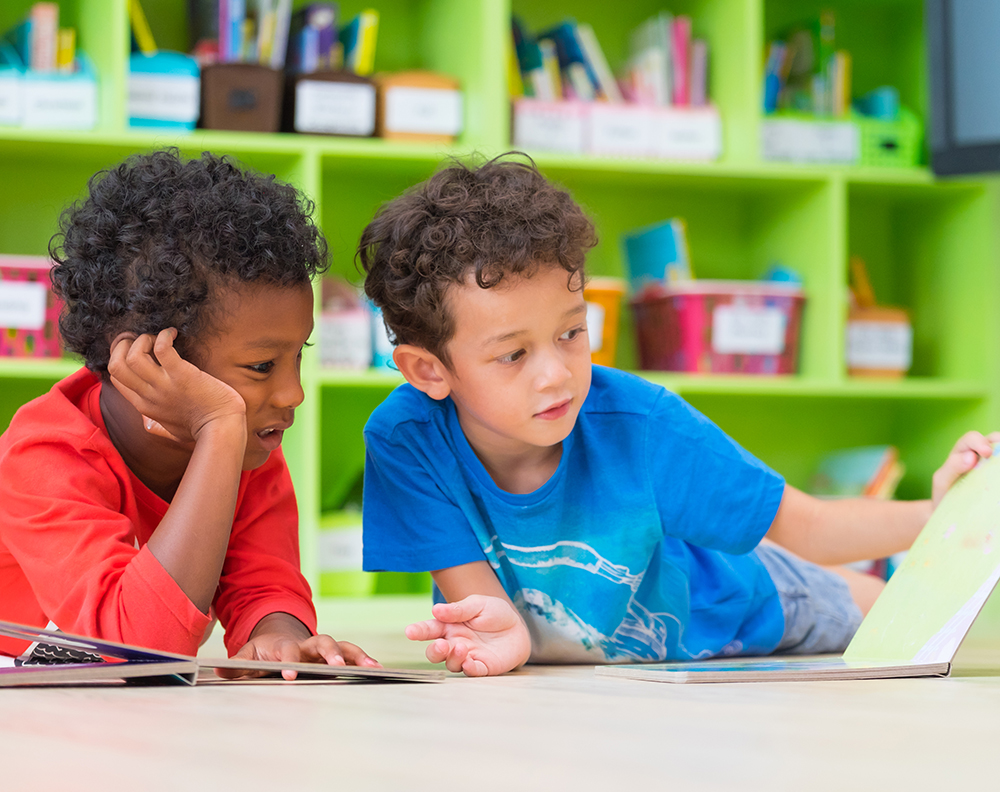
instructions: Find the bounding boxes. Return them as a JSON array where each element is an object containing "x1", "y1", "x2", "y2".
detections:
[{"x1": 2, "y1": 1, "x2": 998, "y2": 620}]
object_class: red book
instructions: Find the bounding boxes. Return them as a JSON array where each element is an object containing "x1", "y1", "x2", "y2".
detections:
[{"x1": 671, "y1": 15, "x2": 691, "y2": 106}]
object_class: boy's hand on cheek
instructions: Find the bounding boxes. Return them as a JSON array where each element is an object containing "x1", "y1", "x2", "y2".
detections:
[
  {"x1": 109, "y1": 328, "x2": 247, "y2": 445},
  {"x1": 932, "y1": 431, "x2": 1000, "y2": 509},
  {"x1": 405, "y1": 595, "x2": 531, "y2": 677}
]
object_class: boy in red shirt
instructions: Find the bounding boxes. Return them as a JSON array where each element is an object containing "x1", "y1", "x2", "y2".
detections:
[{"x1": 0, "y1": 149, "x2": 377, "y2": 676}]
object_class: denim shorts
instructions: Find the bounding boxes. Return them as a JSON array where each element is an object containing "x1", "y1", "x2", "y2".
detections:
[{"x1": 755, "y1": 543, "x2": 864, "y2": 655}]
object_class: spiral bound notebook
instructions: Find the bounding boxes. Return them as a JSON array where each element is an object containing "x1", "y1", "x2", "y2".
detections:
[
  {"x1": 596, "y1": 451, "x2": 1000, "y2": 684},
  {"x1": 0, "y1": 621, "x2": 445, "y2": 687}
]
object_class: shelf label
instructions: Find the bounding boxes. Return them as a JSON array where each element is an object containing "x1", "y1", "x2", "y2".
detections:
[
  {"x1": 295, "y1": 80, "x2": 375, "y2": 136},
  {"x1": 0, "y1": 72, "x2": 23, "y2": 125},
  {"x1": 129, "y1": 74, "x2": 200, "y2": 123},
  {"x1": 649, "y1": 107, "x2": 723, "y2": 160},
  {"x1": 761, "y1": 119, "x2": 859, "y2": 164},
  {"x1": 512, "y1": 100, "x2": 585, "y2": 153},
  {"x1": 385, "y1": 87, "x2": 462, "y2": 135},
  {"x1": 847, "y1": 321, "x2": 913, "y2": 370},
  {"x1": 318, "y1": 525, "x2": 364, "y2": 572},
  {"x1": 586, "y1": 300, "x2": 605, "y2": 352},
  {"x1": 22, "y1": 77, "x2": 97, "y2": 130},
  {"x1": 712, "y1": 305, "x2": 786, "y2": 355},
  {"x1": 0, "y1": 281, "x2": 47, "y2": 330},
  {"x1": 588, "y1": 105, "x2": 652, "y2": 156}
]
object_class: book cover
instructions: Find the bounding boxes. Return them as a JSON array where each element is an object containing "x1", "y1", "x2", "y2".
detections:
[{"x1": 0, "y1": 620, "x2": 445, "y2": 686}]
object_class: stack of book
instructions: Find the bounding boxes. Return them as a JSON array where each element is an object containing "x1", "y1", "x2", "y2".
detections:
[
  {"x1": 0, "y1": 2, "x2": 96, "y2": 130},
  {"x1": 188, "y1": 1, "x2": 378, "y2": 75},
  {"x1": 510, "y1": 13, "x2": 719, "y2": 161}
]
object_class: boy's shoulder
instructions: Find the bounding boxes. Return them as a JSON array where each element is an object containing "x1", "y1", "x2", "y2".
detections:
[
  {"x1": 582, "y1": 365, "x2": 676, "y2": 418},
  {"x1": 365, "y1": 381, "x2": 444, "y2": 442},
  {"x1": 0, "y1": 368, "x2": 107, "y2": 457}
]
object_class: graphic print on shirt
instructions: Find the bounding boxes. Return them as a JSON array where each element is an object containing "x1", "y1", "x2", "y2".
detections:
[{"x1": 488, "y1": 536, "x2": 702, "y2": 663}]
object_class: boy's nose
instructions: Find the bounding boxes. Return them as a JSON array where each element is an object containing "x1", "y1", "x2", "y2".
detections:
[
  {"x1": 273, "y1": 370, "x2": 305, "y2": 410},
  {"x1": 533, "y1": 346, "x2": 573, "y2": 391}
]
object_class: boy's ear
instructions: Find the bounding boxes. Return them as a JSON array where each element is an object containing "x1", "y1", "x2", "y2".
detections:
[{"x1": 393, "y1": 344, "x2": 452, "y2": 400}]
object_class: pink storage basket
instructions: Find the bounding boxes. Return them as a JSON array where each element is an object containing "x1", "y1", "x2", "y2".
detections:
[
  {"x1": 631, "y1": 280, "x2": 805, "y2": 374},
  {"x1": 0, "y1": 256, "x2": 63, "y2": 358}
]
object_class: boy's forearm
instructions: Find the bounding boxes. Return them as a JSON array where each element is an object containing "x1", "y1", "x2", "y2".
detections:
[
  {"x1": 767, "y1": 485, "x2": 934, "y2": 566},
  {"x1": 146, "y1": 416, "x2": 247, "y2": 613}
]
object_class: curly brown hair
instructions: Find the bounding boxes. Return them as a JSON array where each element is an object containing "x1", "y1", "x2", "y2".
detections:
[
  {"x1": 49, "y1": 148, "x2": 329, "y2": 374},
  {"x1": 358, "y1": 153, "x2": 597, "y2": 368}
]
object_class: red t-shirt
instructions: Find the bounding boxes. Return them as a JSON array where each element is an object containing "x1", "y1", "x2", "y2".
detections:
[{"x1": 0, "y1": 368, "x2": 317, "y2": 659}]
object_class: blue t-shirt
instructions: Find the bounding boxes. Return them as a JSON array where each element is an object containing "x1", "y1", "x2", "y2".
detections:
[{"x1": 362, "y1": 366, "x2": 786, "y2": 663}]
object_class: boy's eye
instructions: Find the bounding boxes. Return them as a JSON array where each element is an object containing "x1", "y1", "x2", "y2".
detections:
[
  {"x1": 247, "y1": 361, "x2": 275, "y2": 374},
  {"x1": 496, "y1": 349, "x2": 526, "y2": 365},
  {"x1": 560, "y1": 326, "x2": 587, "y2": 342}
]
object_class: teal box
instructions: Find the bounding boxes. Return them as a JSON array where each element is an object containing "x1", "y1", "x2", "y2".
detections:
[{"x1": 129, "y1": 51, "x2": 200, "y2": 131}]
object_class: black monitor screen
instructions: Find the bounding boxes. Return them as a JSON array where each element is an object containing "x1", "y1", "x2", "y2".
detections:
[{"x1": 929, "y1": 0, "x2": 1000, "y2": 174}]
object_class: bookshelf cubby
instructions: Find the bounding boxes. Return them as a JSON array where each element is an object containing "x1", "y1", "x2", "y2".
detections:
[{"x1": 1, "y1": 0, "x2": 998, "y2": 620}]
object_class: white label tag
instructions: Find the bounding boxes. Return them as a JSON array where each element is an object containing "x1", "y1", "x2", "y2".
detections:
[
  {"x1": 0, "y1": 281, "x2": 47, "y2": 330},
  {"x1": 712, "y1": 305, "x2": 786, "y2": 355},
  {"x1": 588, "y1": 105, "x2": 653, "y2": 156},
  {"x1": 649, "y1": 108, "x2": 723, "y2": 160},
  {"x1": 846, "y1": 321, "x2": 913, "y2": 370},
  {"x1": 0, "y1": 73, "x2": 23, "y2": 125},
  {"x1": 295, "y1": 80, "x2": 376, "y2": 136},
  {"x1": 586, "y1": 301, "x2": 605, "y2": 353},
  {"x1": 319, "y1": 311, "x2": 372, "y2": 369},
  {"x1": 385, "y1": 86, "x2": 462, "y2": 135},
  {"x1": 513, "y1": 106, "x2": 585, "y2": 153},
  {"x1": 129, "y1": 73, "x2": 200, "y2": 123},
  {"x1": 318, "y1": 525, "x2": 364, "y2": 572},
  {"x1": 22, "y1": 78, "x2": 97, "y2": 130},
  {"x1": 761, "y1": 119, "x2": 859, "y2": 163}
]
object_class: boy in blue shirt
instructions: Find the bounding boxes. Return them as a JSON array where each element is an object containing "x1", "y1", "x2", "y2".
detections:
[{"x1": 358, "y1": 155, "x2": 994, "y2": 676}]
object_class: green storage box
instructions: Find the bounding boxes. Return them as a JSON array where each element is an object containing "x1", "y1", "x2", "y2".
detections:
[{"x1": 856, "y1": 108, "x2": 922, "y2": 168}]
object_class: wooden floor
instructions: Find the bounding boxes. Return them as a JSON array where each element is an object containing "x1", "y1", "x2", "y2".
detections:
[{"x1": 4, "y1": 596, "x2": 1000, "y2": 791}]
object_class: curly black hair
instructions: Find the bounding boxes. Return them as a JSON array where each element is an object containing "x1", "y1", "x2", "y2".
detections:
[
  {"x1": 358, "y1": 153, "x2": 597, "y2": 368},
  {"x1": 49, "y1": 148, "x2": 329, "y2": 373}
]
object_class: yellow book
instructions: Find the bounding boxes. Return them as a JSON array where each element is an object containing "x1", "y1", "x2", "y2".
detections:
[
  {"x1": 129, "y1": 0, "x2": 157, "y2": 55},
  {"x1": 507, "y1": 35, "x2": 524, "y2": 99},
  {"x1": 56, "y1": 27, "x2": 75, "y2": 72},
  {"x1": 356, "y1": 10, "x2": 379, "y2": 76}
]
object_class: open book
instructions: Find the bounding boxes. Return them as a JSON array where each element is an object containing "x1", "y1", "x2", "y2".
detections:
[
  {"x1": 596, "y1": 448, "x2": 1000, "y2": 684},
  {"x1": 0, "y1": 621, "x2": 444, "y2": 686}
]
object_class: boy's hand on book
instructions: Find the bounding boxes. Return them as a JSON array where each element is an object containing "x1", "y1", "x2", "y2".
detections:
[
  {"x1": 109, "y1": 329, "x2": 247, "y2": 445},
  {"x1": 405, "y1": 595, "x2": 531, "y2": 677},
  {"x1": 218, "y1": 632, "x2": 382, "y2": 681},
  {"x1": 932, "y1": 431, "x2": 1000, "y2": 508}
]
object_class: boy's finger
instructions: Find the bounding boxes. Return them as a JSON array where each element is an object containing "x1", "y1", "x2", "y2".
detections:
[
  {"x1": 425, "y1": 638, "x2": 452, "y2": 664},
  {"x1": 462, "y1": 656, "x2": 490, "y2": 677},
  {"x1": 333, "y1": 640, "x2": 378, "y2": 667},
  {"x1": 153, "y1": 327, "x2": 183, "y2": 368},
  {"x1": 431, "y1": 597, "x2": 486, "y2": 624},
  {"x1": 405, "y1": 618, "x2": 447, "y2": 641},
  {"x1": 444, "y1": 640, "x2": 471, "y2": 673}
]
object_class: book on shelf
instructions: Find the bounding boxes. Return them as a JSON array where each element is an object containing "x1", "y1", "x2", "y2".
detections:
[
  {"x1": 339, "y1": 10, "x2": 379, "y2": 76},
  {"x1": 0, "y1": 620, "x2": 444, "y2": 687}
]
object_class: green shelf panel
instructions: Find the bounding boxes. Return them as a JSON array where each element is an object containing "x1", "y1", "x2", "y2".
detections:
[{"x1": 642, "y1": 372, "x2": 988, "y2": 400}]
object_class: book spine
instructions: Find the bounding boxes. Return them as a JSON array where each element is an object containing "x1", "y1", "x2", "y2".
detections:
[
  {"x1": 270, "y1": 0, "x2": 292, "y2": 68},
  {"x1": 30, "y1": 2, "x2": 59, "y2": 73},
  {"x1": 56, "y1": 27, "x2": 75, "y2": 72},
  {"x1": 671, "y1": 16, "x2": 691, "y2": 106},
  {"x1": 689, "y1": 39, "x2": 708, "y2": 107}
]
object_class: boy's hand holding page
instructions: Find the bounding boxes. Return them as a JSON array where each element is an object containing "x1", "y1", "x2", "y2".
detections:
[
  {"x1": 931, "y1": 431, "x2": 1000, "y2": 508},
  {"x1": 406, "y1": 596, "x2": 531, "y2": 677},
  {"x1": 217, "y1": 612, "x2": 381, "y2": 681}
]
